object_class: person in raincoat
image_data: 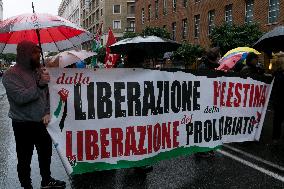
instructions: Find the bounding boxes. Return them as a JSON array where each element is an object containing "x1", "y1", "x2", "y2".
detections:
[{"x1": 2, "y1": 41, "x2": 66, "y2": 189}]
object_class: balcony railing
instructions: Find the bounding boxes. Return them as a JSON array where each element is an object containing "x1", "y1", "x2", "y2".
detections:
[{"x1": 125, "y1": 27, "x2": 135, "y2": 32}]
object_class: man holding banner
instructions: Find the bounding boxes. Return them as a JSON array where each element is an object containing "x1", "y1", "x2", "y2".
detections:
[{"x1": 2, "y1": 41, "x2": 66, "y2": 189}]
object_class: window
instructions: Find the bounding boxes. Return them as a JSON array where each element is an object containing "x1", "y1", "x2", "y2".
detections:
[
  {"x1": 172, "y1": 22, "x2": 176, "y2": 40},
  {"x1": 141, "y1": 8, "x2": 145, "y2": 24},
  {"x1": 245, "y1": 0, "x2": 254, "y2": 23},
  {"x1": 113, "y1": 20, "x2": 121, "y2": 29},
  {"x1": 269, "y1": 0, "x2": 279, "y2": 23},
  {"x1": 208, "y1": 10, "x2": 215, "y2": 35},
  {"x1": 183, "y1": 0, "x2": 188, "y2": 7},
  {"x1": 130, "y1": 21, "x2": 135, "y2": 28},
  {"x1": 127, "y1": 2, "x2": 135, "y2": 14},
  {"x1": 155, "y1": 0, "x2": 159, "y2": 19},
  {"x1": 148, "y1": 4, "x2": 151, "y2": 21},
  {"x1": 113, "y1": 5, "x2": 121, "y2": 14},
  {"x1": 129, "y1": 5, "x2": 135, "y2": 14},
  {"x1": 173, "y1": 0, "x2": 176, "y2": 12},
  {"x1": 163, "y1": 0, "x2": 167, "y2": 15},
  {"x1": 194, "y1": 14, "x2": 200, "y2": 38},
  {"x1": 101, "y1": 9, "x2": 103, "y2": 16},
  {"x1": 225, "y1": 4, "x2": 233, "y2": 25},
  {"x1": 182, "y1": 18, "x2": 188, "y2": 39}
]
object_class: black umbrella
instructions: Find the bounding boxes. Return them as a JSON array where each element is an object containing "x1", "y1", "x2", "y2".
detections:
[
  {"x1": 254, "y1": 26, "x2": 284, "y2": 52},
  {"x1": 109, "y1": 36, "x2": 181, "y2": 56}
]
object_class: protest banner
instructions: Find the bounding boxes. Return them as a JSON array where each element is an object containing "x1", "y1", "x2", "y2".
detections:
[{"x1": 47, "y1": 68, "x2": 273, "y2": 175}]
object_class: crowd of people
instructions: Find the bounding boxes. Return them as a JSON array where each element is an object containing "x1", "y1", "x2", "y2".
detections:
[{"x1": 1, "y1": 40, "x2": 284, "y2": 189}]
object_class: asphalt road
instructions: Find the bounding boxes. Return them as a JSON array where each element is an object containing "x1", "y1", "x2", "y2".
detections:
[{"x1": 0, "y1": 78, "x2": 283, "y2": 189}]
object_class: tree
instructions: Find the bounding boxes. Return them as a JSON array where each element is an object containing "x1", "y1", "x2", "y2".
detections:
[
  {"x1": 141, "y1": 27, "x2": 171, "y2": 39},
  {"x1": 0, "y1": 53, "x2": 16, "y2": 63},
  {"x1": 122, "y1": 32, "x2": 139, "y2": 39},
  {"x1": 46, "y1": 52, "x2": 58, "y2": 57},
  {"x1": 210, "y1": 23, "x2": 263, "y2": 54},
  {"x1": 173, "y1": 43, "x2": 205, "y2": 68},
  {"x1": 121, "y1": 27, "x2": 171, "y2": 40}
]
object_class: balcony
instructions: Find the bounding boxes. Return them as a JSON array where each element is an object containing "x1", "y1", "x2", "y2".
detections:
[
  {"x1": 127, "y1": 13, "x2": 135, "y2": 18},
  {"x1": 125, "y1": 27, "x2": 135, "y2": 32}
]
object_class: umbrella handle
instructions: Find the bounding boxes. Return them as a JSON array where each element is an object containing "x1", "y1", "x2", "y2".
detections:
[
  {"x1": 35, "y1": 29, "x2": 45, "y2": 66},
  {"x1": 32, "y1": 2, "x2": 45, "y2": 66}
]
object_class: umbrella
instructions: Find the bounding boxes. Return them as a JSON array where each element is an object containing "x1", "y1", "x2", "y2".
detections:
[
  {"x1": 109, "y1": 36, "x2": 181, "y2": 56},
  {"x1": 223, "y1": 47, "x2": 261, "y2": 58},
  {"x1": 0, "y1": 13, "x2": 93, "y2": 54},
  {"x1": 163, "y1": 52, "x2": 174, "y2": 59},
  {"x1": 217, "y1": 47, "x2": 261, "y2": 71},
  {"x1": 47, "y1": 50, "x2": 96, "y2": 68},
  {"x1": 254, "y1": 26, "x2": 284, "y2": 51}
]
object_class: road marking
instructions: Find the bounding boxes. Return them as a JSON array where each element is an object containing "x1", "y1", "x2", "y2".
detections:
[
  {"x1": 223, "y1": 144, "x2": 284, "y2": 172},
  {"x1": 218, "y1": 149, "x2": 284, "y2": 182}
]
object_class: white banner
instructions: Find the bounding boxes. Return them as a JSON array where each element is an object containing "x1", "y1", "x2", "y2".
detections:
[{"x1": 47, "y1": 68, "x2": 273, "y2": 175}]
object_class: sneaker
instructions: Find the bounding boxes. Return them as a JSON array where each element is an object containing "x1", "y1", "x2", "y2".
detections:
[
  {"x1": 194, "y1": 152, "x2": 211, "y2": 158},
  {"x1": 134, "y1": 166, "x2": 153, "y2": 174},
  {"x1": 21, "y1": 182, "x2": 33, "y2": 189},
  {"x1": 208, "y1": 150, "x2": 215, "y2": 157},
  {"x1": 41, "y1": 178, "x2": 66, "y2": 189},
  {"x1": 23, "y1": 185, "x2": 33, "y2": 189}
]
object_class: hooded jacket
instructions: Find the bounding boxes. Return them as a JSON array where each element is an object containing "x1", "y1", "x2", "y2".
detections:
[{"x1": 2, "y1": 41, "x2": 49, "y2": 122}]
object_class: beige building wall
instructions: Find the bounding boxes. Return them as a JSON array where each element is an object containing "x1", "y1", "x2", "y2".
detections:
[
  {"x1": 58, "y1": 0, "x2": 81, "y2": 26},
  {"x1": 81, "y1": 0, "x2": 135, "y2": 47},
  {"x1": 0, "y1": 0, "x2": 3, "y2": 21}
]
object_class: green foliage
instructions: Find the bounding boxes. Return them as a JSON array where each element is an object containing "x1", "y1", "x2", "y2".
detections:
[
  {"x1": 97, "y1": 47, "x2": 106, "y2": 63},
  {"x1": 121, "y1": 27, "x2": 171, "y2": 41},
  {"x1": 210, "y1": 23, "x2": 263, "y2": 54},
  {"x1": 141, "y1": 27, "x2": 171, "y2": 39},
  {"x1": 0, "y1": 53, "x2": 16, "y2": 63},
  {"x1": 122, "y1": 32, "x2": 139, "y2": 39},
  {"x1": 46, "y1": 52, "x2": 58, "y2": 57},
  {"x1": 174, "y1": 43, "x2": 205, "y2": 66}
]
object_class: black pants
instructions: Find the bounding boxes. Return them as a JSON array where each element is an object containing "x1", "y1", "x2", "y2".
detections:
[
  {"x1": 12, "y1": 121, "x2": 52, "y2": 187},
  {"x1": 272, "y1": 108, "x2": 284, "y2": 140}
]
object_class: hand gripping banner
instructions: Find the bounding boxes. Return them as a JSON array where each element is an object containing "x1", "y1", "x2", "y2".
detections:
[{"x1": 47, "y1": 68, "x2": 273, "y2": 175}]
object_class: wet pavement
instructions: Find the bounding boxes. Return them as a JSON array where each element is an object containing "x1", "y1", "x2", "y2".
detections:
[{"x1": 0, "y1": 77, "x2": 284, "y2": 189}]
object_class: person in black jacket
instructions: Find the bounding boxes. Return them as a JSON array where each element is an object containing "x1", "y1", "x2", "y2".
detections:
[
  {"x1": 241, "y1": 52, "x2": 264, "y2": 75},
  {"x1": 271, "y1": 57, "x2": 284, "y2": 144},
  {"x1": 198, "y1": 47, "x2": 221, "y2": 71},
  {"x1": 196, "y1": 47, "x2": 221, "y2": 158}
]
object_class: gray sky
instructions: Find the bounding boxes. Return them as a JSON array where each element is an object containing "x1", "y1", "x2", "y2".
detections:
[{"x1": 3, "y1": 0, "x2": 62, "y2": 19}]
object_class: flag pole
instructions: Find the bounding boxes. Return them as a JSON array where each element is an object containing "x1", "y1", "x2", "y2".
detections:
[{"x1": 32, "y1": 2, "x2": 45, "y2": 66}]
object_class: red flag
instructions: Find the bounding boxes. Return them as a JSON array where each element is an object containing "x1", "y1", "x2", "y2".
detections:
[{"x1": 105, "y1": 28, "x2": 119, "y2": 68}]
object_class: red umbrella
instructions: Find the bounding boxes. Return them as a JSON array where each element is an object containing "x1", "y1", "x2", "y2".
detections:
[{"x1": 0, "y1": 13, "x2": 93, "y2": 54}]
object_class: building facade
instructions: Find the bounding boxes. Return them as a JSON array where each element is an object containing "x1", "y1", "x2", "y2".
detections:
[
  {"x1": 0, "y1": 0, "x2": 3, "y2": 21},
  {"x1": 136, "y1": 0, "x2": 284, "y2": 48},
  {"x1": 81, "y1": 0, "x2": 135, "y2": 47},
  {"x1": 58, "y1": 0, "x2": 81, "y2": 26}
]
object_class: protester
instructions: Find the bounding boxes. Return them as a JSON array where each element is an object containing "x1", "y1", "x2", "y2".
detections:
[
  {"x1": 240, "y1": 52, "x2": 264, "y2": 75},
  {"x1": 271, "y1": 56, "x2": 284, "y2": 144},
  {"x1": 198, "y1": 47, "x2": 221, "y2": 70},
  {"x1": 196, "y1": 47, "x2": 221, "y2": 158},
  {"x1": 2, "y1": 41, "x2": 66, "y2": 189},
  {"x1": 122, "y1": 49, "x2": 153, "y2": 173}
]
